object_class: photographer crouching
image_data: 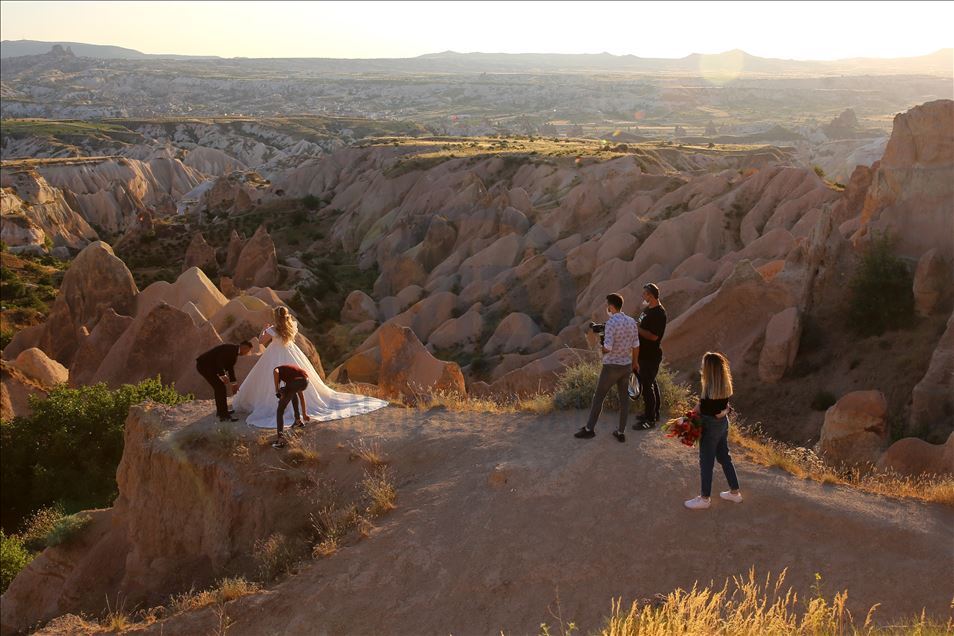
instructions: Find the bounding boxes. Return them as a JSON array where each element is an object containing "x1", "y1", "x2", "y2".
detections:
[{"x1": 574, "y1": 293, "x2": 640, "y2": 443}]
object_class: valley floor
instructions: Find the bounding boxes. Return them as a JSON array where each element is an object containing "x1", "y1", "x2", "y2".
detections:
[{"x1": 151, "y1": 406, "x2": 954, "y2": 635}]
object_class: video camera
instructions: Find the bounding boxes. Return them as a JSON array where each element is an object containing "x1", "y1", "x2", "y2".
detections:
[{"x1": 589, "y1": 321, "x2": 605, "y2": 346}]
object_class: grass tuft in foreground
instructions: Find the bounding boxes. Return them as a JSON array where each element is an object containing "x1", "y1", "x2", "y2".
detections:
[{"x1": 592, "y1": 569, "x2": 952, "y2": 636}]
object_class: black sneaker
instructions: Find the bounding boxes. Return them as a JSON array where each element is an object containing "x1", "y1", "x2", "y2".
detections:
[
  {"x1": 219, "y1": 414, "x2": 239, "y2": 422},
  {"x1": 574, "y1": 427, "x2": 596, "y2": 439},
  {"x1": 612, "y1": 430, "x2": 626, "y2": 443},
  {"x1": 272, "y1": 436, "x2": 287, "y2": 449},
  {"x1": 634, "y1": 417, "x2": 657, "y2": 430},
  {"x1": 290, "y1": 419, "x2": 305, "y2": 430}
]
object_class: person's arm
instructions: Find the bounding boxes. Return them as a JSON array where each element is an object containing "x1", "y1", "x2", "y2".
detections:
[
  {"x1": 601, "y1": 319, "x2": 615, "y2": 354},
  {"x1": 638, "y1": 313, "x2": 660, "y2": 341},
  {"x1": 273, "y1": 367, "x2": 281, "y2": 398},
  {"x1": 637, "y1": 325, "x2": 659, "y2": 341},
  {"x1": 225, "y1": 346, "x2": 238, "y2": 383}
]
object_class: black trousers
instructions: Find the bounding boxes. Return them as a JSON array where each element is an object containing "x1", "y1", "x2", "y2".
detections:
[
  {"x1": 277, "y1": 378, "x2": 309, "y2": 434},
  {"x1": 637, "y1": 350, "x2": 662, "y2": 421},
  {"x1": 198, "y1": 365, "x2": 229, "y2": 418}
]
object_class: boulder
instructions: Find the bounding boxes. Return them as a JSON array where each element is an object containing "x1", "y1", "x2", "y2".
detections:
[
  {"x1": 876, "y1": 434, "x2": 954, "y2": 477},
  {"x1": 182, "y1": 232, "x2": 217, "y2": 273},
  {"x1": 910, "y1": 311, "x2": 954, "y2": 439},
  {"x1": 913, "y1": 248, "x2": 950, "y2": 317},
  {"x1": 484, "y1": 313, "x2": 541, "y2": 355},
  {"x1": 232, "y1": 226, "x2": 280, "y2": 289},
  {"x1": 758, "y1": 307, "x2": 801, "y2": 383},
  {"x1": 818, "y1": 390, "x2": 889, "y2": 467},
  {"x1": 377, "y1": 323, "x2": 465, "y2": 400},
  {"x1": 487, "y1": 348, "x2": 591, "y2": 398},
  {"x1": 341, "y1": 290, "x2": 378, "y2": 324},
  {"x1": 12, "y1": 348, "x2": 68, "y2": 387},
  {"x1": 329, "y1": 346, "x2": 382, "y2": 385}
]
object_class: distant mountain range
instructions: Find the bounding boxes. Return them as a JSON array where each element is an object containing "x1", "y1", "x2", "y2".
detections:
[
  {"x1": 0, "y1": 40, "x2": 217, "y2": 60},
  {"x1": 1, "y1": 39, "x2": 951, "y2": 76}
]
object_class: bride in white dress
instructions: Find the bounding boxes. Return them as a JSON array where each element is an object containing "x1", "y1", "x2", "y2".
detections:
[{"x1": 233, "y1": 306, "x2": 388, "y2": 429}]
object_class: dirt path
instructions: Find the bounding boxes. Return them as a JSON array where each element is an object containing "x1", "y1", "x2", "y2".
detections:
[{"x1": 156, "y1": 407, "x2": 954, "y2": 635}]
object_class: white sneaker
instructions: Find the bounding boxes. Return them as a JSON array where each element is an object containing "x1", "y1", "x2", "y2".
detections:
[
  {"x1": 684, "y1": 496, "x2": 711, "y2": 510},
  {"x1": 720, "y1": 491, "x2": 743, "y2": 503}
]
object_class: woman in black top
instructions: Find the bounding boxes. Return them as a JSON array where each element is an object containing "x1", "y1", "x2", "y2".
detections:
[{"x1": 685, "y1": 352, "x2": 742, "y2": 510}]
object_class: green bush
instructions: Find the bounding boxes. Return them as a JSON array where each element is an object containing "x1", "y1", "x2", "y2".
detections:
[
  {"x1": 0, "y1": 377, "x2": 190, "y2": 531},
  {"x1": 20, "y1": 505, "x2": 65, "y2": 551},
  {"x1": 553, "y1": 357, "x2": 692, "y2": 417},
  {"x1": 0, "y1": 530, "x2": 32, "y2": 593},
  {"x1": 847, "y1": 234, "x2": 914, "y2": 337},
  {"x1": 301, "y1": 195, "x2": 321, "y2": 210},
  {"x1": 44, "y1": 512, "x2": 92, "y2": 547}
]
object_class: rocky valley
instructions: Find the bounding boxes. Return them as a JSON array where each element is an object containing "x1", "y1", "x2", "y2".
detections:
[{"x1": 0, "y1": 37, "x2": 953, "y2": 636}]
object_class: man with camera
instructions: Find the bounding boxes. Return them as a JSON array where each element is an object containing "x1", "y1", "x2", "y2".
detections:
[{"x1": 575, "y1": 293, "x2": 640, "y2": 442}]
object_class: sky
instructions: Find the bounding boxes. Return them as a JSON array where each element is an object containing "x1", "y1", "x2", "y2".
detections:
[{"x1": 1, "y1": 1, "x2": 952, "y2": 60}]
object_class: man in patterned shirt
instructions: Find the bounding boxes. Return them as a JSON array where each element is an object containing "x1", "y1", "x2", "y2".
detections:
[{"x1": 575, "y1": 293, "x2": 640, "y2": 442}]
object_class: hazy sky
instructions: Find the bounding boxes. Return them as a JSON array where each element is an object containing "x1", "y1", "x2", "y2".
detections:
[{"x1": 1, "y1": 1, "x2": 952, "y2": 60}]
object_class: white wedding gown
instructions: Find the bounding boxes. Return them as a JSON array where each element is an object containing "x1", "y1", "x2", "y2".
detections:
[{"x1": 233, "y1": 327, "x2": 389, "y2": 428}]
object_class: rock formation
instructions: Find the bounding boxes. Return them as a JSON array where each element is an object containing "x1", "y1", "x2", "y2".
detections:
[
  {"x1": 877, "y1": 433, "x2": 954, "y2": 477},
  {"x1": 910, "y1": 311, "x2": 954, "y2": 440},
  {"x1": 0, "y1": 167, "x2": 97, "y2": 252},
  {"x1": 848, "y1": 99, "x2": 954, "y2": 261},
  {"x1": 182, "y1": 232, "x2": 217, "y2": 273},
  {"x1": 3, "y1": 242, "x2": 138, "y2": 366},
  {"x1": 232, "y1": 225, "x2": 280, "y2": 289},
  {"x1": 912, "y1": 248, "x2": 951, "y2": 317},
  {"x1": 818, "y1": 390, "x2": 889, "y2": 467},
  {"x1": 758, "y1": 307, "x2": 801, "y2": 383}
]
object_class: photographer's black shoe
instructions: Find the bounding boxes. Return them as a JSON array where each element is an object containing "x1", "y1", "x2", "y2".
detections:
[
  {"x1": 634, "y1": 417, "x2": 657, "y2": 430},
  {"x1": 612, "y1": 430, "x2": 626, "y2": 443},
  {"x1": 574, "y1": 427, "x2": 595, "y2": 439},
  {"x1": 219, "y1": 414, "x2": 239, "y2": 422}
]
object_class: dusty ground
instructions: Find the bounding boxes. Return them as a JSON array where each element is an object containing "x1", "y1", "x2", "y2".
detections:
[{"x1": 146, "y1": 405, "x2": 954, "y2": 636}]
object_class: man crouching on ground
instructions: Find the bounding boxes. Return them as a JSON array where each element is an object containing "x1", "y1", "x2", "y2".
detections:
[{"x1": 575, "y1": 293, "x2": 640, "y2": 443}]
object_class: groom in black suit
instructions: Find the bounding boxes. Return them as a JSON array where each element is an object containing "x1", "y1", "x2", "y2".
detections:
[{"x1": 196, "y1": 341, "x2": 253, "y2": 421}]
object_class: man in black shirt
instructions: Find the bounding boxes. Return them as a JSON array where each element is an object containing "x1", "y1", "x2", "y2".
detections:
[
  {"x1": 196, "y1": 341, "x2": 253, "y2": 421},
  {"x1": 634, "y1": 283, "x2": 667, "y2": 429}
]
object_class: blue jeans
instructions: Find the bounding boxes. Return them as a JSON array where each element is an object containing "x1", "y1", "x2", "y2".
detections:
[{"x1": 698, "y1": 414, "x2": 740, "y2": 497}]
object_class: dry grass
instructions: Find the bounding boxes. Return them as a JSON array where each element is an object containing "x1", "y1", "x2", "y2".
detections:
[
  {"x1": 415, "y1": 389, "x2": 555, "y2": 414},
  {"x1": 284, "y1": 435, "x2": 320, "y2": 466},
  {"x1": 362, "y1": 467, "x2": 397, "y2": 516},
  {"x1": 594, "y1": 569, "x2": 953, "y2": 636},
  {"x1": 348, "y1": 438, "x2": 388, "y2": 467},
  {"x1": 168, "y1": 577, "x2": 261, "y2": 614},
  {"x1": 252, "y1": 533, "x2": 298, "y2": 582},
  {"x1": 729, "y1": 421, "x2": 954, "y2": 507}
]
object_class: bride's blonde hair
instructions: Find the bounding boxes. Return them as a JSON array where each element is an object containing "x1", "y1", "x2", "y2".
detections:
[
  {"x1": 273, "y1": 306, "x2": 298, "y2": 344},
  {"x1": 700, "y1": 352, "x2": 733, "y2": 400}
]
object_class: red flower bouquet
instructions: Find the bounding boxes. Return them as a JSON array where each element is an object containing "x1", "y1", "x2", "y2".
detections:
[{"x1": 663, "y1": 409, "x2": 703, "y2": 447}]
